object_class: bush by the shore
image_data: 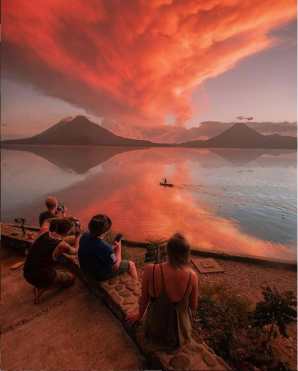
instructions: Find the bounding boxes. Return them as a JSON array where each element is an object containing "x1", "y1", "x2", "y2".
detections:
[{"x1": 195, "y1": 284, "x2": 296, "y2": 370}]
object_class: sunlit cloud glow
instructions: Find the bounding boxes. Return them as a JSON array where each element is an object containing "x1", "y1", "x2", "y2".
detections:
[{"x1": 3, "y1": 0, "x2": 296, "y2": 133}]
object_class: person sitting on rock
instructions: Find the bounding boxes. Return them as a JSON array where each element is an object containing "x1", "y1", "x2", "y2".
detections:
[
  {"x1": 39, "y1": 196, "x2": 58, "y2": 227},
  {"x1": 127, "y1": 233, "x2": 198, "y2": 350},
  {"x1": 39, "y1": 196, "x2": 65, "y2": 230},
  {"x1": 23, "y1": 218, "x2": 80, "y2": 304},
  {"x1": 78, "y1": 214, "x2": 138, "y2": 281}
]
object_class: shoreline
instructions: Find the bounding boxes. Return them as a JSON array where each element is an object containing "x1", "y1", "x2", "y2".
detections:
[
  {"x1": 2, "y1": 222, "x2": 296, "y2": 270},
  {"x1": 124, "y1": 240, "x2": 297, "y2": 270},
  {"x1": 2, "y1": 142, "x2": 297, "y2": 151}
]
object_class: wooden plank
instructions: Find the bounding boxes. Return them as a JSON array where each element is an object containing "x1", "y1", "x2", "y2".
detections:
[{"x1": 191, "y1": 258, "x2": 224, "y2": 274}]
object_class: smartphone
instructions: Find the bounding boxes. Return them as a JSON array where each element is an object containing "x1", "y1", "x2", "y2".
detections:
[{"x1": 114, "y1": 233, "x2": 123, "y2": 242}]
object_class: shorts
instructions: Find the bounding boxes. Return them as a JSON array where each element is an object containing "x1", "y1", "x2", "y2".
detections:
[
  {"x1": 54, "y1": 269, "x2": 75, "y2": 288},
  {"x1": 24, "y1": 268, "x2": 74, "y2": 289}
]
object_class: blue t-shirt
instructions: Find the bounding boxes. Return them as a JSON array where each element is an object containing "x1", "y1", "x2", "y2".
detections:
[{"x1": 78, "y1": 233, "x2": 116, "y2": 280}]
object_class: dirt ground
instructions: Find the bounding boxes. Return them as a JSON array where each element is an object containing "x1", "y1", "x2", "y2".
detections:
[
  {"x1": 1, "y1": 245, "x2": 296, "y2": 370},
  {"x1": 1, "y1": 247, "x2": 144, "y2": 371}
]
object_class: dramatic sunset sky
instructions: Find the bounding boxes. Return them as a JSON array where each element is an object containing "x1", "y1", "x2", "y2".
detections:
[{"x1": 2, "y1": 0, "x2": 297, "y2": 139}]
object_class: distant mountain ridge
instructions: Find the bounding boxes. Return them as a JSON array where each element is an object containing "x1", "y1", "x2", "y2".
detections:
[
  {"x1": 3, "y1": 116, "x2": 153, "y2": 146},
  {"x1": 102, "y1": 119, "x2": 297, "y2": 143},
  {"x1": 2, "y1": 116, "x2": 296, "y2": 149},
  {"x1": 186, "y1": 121, "x2": 297, "y2": 142},
  {"x1": 180, "y1": 123, "x2": 297, "y2": 149}
]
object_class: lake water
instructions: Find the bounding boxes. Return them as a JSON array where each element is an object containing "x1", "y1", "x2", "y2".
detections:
[{"x1": 1, "y1": 146, "x2": 297, "y2": 260}]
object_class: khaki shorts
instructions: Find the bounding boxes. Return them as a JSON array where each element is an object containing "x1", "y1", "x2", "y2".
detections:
[{"x1": 54, "y1": 269, "x2": 75, "y2": 287}]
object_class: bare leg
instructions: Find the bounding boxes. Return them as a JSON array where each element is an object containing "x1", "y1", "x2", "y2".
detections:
[
  {"x1": 128, "y1": 261, "x2": 138, "y2": 280},
  {"x1": 34, "y1": 287, "x2": 47, "y2": 304},
  {"x1": 113, "y1": 242, "x2": 122, "y2": 269},
  {"x1": 33, "y1": 271, "x2": 74, "y2": 304}
]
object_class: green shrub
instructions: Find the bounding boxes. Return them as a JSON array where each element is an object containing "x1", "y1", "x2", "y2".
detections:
[
  {"x1": 252, "y1": 285, "x2": 297, "y2": 342},
  {"x1": 196, "y1": 284, "x2": 251, "y2": 360},
  {"x1": 195, "y1": 284, "x2": 296, "y2": 370}
]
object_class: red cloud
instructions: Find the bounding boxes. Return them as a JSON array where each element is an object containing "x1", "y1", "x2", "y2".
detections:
[{"x1": 2, "y1": 0, "x2": 296, "y2": 129}]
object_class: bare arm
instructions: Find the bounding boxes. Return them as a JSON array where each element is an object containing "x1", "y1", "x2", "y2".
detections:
[
  {"x1": 139, "y1": 264, "x2": 151, "y2": 318},
  {"x1": 189, "y1": 271, "x2": 199, "y2": 311},
  {"x1": 112, "y1": 241, "x2": 121, "y2": 271},
  {"x1": 63, "y1": 231, "x2": 81, "y2": 251},
  {"x1": 52, "y1": 241, "x2": 76, "y2": 260},
  {"x1": 72, "y1": 234, "x2": 80, "y2": 251}
]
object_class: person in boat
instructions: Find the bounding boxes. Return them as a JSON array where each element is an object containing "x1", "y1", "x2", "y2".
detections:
[
  {"x1": 78, "y1": 214, "x2": 138, "y2": 281},
  {"x1": 127, "y1": 233, "x2": 198, "y2": 350},
  {"x1": 39, "y1": 196, "x2": 65, "y2": 229},
  {"x1": 23, "y1": 218, "x2": 80, "y2": 304}
]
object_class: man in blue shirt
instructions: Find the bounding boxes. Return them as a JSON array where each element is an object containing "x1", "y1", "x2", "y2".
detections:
[{"x1": 78, "y1": 214, "x2": 138, "y2": 281}]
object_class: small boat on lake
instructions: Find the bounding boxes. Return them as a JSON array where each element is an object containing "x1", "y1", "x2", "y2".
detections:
[
  {"x1": 160, "y1": 182, "x2": 174, "y2": 187},
  {"x1": 160, "y1": 178, "x2": 174, "y2": 187}
]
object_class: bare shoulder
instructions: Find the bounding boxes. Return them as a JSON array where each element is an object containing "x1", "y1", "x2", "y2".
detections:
[
  {"x1": 189, "y1": 268, "x2": 198, "y2": 284},
  {"x1": 57, "y1": 240, "x2": 71, "y2": 251},
  {"x1": 185, "y1": 266, "x2": 197, "y2": 276}
]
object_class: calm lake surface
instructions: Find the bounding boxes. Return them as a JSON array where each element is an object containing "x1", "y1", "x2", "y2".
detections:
[{"x1": 1, "y1": 146, "x2": 297, "y2": 260}]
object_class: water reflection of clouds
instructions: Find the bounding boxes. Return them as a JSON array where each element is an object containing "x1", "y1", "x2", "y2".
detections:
[
  {"x1": 2, "y1": 147, "x2": 296, "y2": 260},
  {"x1": 55, "y1": 148, "x2": 295, "y2": 260}
]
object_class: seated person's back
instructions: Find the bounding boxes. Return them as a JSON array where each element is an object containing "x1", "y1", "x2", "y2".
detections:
[
  {"x1": 127, "y1": 233, "x2": 198, "y2": 350},
  {"x1": 39, "y1": 196, "x2": 58, "y2": 227},
  {"x1": 24, "y1": 230, "x2": 60, "y2": 287},
  {"x1": 78, "y1": 214, "x2": 138, "y2": 281},
  {"x1": 24, "y1": 218, "x2": 78, "y2": 291},
  {"x1": 148, "y1": 262, "x2": 194, "y2": 303},
  {"x1": 39, "y1": 210, "x2": 56, "y2": 227},
  {"x1": 79, "y1": 232, "x2": 116, "y2": 280}
]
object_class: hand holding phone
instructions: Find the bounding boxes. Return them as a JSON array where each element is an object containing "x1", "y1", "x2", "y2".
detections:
[{"x1": 114, "y1": 233, "x2": 123, "y2": 243}]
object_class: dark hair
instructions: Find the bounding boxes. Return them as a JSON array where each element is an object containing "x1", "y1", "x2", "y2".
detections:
[
  {"x1": 167, "y1": 233, "x2": 190, "y2": 268},
  {"x1": 49, "y1": 218, "x2": 73, "y2": 236},
  {"x1": 88, "y1": 214, "x2": 112, "y2": 237},
  {"x1": 45, "y1": 196, "x2": 57, "y2": 210}
]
